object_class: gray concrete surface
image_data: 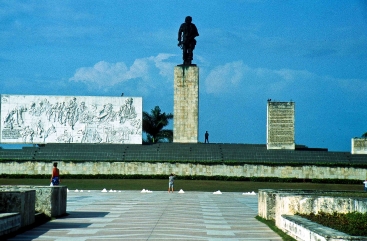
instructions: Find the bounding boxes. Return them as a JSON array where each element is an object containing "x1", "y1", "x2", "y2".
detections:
[{"x1": 9, "y1": 190, "x2": 282, "y2": 240}]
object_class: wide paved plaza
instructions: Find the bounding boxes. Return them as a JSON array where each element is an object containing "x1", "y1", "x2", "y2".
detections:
[{"x1": 9, "y1": 190, "x2": 282, "y2": 240}]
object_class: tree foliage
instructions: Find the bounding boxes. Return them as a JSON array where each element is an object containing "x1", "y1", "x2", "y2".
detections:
[{"x1": 143, "y1": 106, "x2": 173, "y2": 143}]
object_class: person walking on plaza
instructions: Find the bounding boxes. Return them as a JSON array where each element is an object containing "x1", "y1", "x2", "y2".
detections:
[
  {"x1": 205, "y1": 131, "x2": 209, "y2": 143},
  {"x1": 168, "y1": 173, "x2": 175, "y2": 193},
  {"x1": 51, "y1": 162, "x2": 60, "y2": 186}
]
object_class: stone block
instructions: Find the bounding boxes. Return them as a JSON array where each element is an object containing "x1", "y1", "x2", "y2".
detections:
[
  {"x1": 1, "y1": 185, "x2": 67, "y2": 218},
  {"x1": 0, "y1": 213, "x2": 21, "y2": 237},
  {"x1": 0, "y1": 189, "x2": 35, "y2": 227},
  {"x1": 258, "y1": 189, "x2": 316, "y2": 221},
  {"x1": 33, "y1": 186, "x2": 67, "y2": 217}
]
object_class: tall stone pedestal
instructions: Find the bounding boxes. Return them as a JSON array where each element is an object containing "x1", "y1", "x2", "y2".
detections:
[
  {"x1": 173, "y1": 65, "x2": 199, "y2": 143},
  {"x1": 267, "y1": 101, "x2": 295, "y2": 150}
]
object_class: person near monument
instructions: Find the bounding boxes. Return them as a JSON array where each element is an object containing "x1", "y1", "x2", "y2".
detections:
[
  {"x1": 168, "y1": 173, "x2": 175, "y2": 193},
  {"x1": 205, "y1": 131, "x2": 209, "y2": 143},
  {"x1": 363, "y1": 180, "x2": 367, "y2": 191},
  {"x1": 51, "y1": 162, "x2": 60, "y2": 186},
  {"x1": 178, "y1": 16, "x2": 199, "y2": 65}
]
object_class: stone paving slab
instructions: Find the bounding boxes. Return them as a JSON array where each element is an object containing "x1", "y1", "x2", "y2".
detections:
[{"x1": 9, "y1": 191, "x2": 282, "y2": 240}]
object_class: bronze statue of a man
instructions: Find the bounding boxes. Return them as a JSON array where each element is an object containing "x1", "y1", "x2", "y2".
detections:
[{"x1": 178, "y1": 16, "x2": 199, "y2": 65}]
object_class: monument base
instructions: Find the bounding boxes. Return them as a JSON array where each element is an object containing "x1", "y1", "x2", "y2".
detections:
[{"x1": 267, "y1": 143, "x2": 295, "y2": 150}]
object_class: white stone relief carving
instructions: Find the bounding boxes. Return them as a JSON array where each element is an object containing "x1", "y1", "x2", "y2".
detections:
[{"x1": 1, "y1": 95, "x2": 142, "y2": 144}]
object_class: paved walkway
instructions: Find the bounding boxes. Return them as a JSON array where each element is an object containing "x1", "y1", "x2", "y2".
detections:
[{"x1": 9, "y1": 191, "x2": 282, "y2": 240}]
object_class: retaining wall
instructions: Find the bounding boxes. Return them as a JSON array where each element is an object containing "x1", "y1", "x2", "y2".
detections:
[{"x1": 1, "y1": 161, "x2": 367, "y2": 180}]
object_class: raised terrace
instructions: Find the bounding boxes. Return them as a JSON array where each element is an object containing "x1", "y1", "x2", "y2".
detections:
[{"x1": 0, "y1": 143, "x2": 366, "y2": 164}]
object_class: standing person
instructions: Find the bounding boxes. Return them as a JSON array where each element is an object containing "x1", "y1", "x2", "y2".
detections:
[
  {"x1": 168, "y1": 173, "x2": 175, "y2": 193},
  {"x1": 205, "y1": 131, "x2": 209, "y2": 143},
  {"x1": 51, "y1": 162, "x2": 60, "y2": 186},
  {"x1": 363, "y1": 180, "x2": 367, "y2": 192}
]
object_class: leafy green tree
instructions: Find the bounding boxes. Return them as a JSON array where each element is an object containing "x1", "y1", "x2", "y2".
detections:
[
  {"x1": 143, "y1": 106, "x2": 173, "y2": 143},
  {"x1": 362, "y1": 132, "x2": 367, "y2": 138}
]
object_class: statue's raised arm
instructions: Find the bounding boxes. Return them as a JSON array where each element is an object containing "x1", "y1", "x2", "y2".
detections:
[{"x1": 178, "y1": 16, "x2": 199, "y2": 65}]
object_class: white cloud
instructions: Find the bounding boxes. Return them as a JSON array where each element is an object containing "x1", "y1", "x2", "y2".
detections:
[
  {"x1": 69, "y1": 54, "x2": 176, "y2": 89},
  {"x1": 204, "y1": 61, "x2": 367, "y2": 98},
  {"x1": 150, "y1": 53, "x2": 176, "y2": 77},
  {"x1": 70, "y1": 56, "x2": 367, "y2": 101},
  {"x1": 337, "y1": 78, "x2": 367, "y2": 94},
  {"x1": 205, "y1": 61, "x2": 246, "y2": 94},
  {"x1": 274, "y1": 69, "x2": 314, "y2": 81}
]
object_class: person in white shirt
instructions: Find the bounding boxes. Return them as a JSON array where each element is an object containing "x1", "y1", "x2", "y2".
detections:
[{"x1": 363, "y1": 180, "x2": 367, "y2": 192}]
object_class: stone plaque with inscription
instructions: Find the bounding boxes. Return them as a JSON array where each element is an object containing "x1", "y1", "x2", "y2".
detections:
[
  {"x1": 267, "y1": 101, "x2": 295, "y2": 150},
  {"x1": 351, "y1": 138, "x2": 367, "y2": 154}
]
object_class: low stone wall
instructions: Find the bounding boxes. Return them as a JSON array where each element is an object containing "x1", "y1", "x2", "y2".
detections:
[
  {"x1": 0, "y1": 186, "x2": 67, "y2": 217},
  {"x1": 1, "y1": 161, "x2": 367, "y2": 180},
  {"x1": 258, "y1": 189, "x2": 367, "y2": 226},
  {"x1": 281, "y1": 215, "x2": 365, "y2": 241},
  {"x1": 258, "y1": 189, "x2": 367, "y2": 240},
  {"x1": 258, "y1": 189, "x2": 318, "y2": 221},
  {"x1": 0, "y1": 189, "x2": 35, "y2": 227}
]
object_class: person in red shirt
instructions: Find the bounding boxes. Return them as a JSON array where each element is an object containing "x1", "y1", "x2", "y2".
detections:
[{"x1": 51, "y1": 162, "x2": 60, "y2": 185}]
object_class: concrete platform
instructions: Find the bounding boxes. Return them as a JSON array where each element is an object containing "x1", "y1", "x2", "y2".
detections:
[{"x1": 9, "y1": 191, "x2": 282, "y2": 240}]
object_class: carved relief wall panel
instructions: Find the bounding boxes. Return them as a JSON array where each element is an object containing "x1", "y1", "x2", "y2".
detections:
[{"x1": 1, "y1": 95, "x2": 142, "y2": 144}]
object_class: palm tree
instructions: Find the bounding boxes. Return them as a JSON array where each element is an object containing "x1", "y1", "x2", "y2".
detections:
[{"x1": 143, "y1": 106, "x2": 173, "y2": 143}]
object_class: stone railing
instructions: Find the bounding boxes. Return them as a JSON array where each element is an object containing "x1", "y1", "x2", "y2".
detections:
[{"x1": 258, "y1": 189, "x2": 367, "y2": 241}]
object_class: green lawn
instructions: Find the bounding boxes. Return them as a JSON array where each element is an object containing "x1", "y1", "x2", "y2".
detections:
[{"x1": 0, "y1": 178, "x2": 363, "y2": 192}]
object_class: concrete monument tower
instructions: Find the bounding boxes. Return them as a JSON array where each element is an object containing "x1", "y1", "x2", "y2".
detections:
[
  {"x1": 174, "y1": 16, "x2": 199, "y2": 143},
  {"x1": 173, "y1": 66, "x2": 199, "y2": 143}
]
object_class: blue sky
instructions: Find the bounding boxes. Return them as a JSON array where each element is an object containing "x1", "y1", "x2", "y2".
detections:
[{"x1": 1, "y1": 1, "x2": 367, "y2": 151}]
